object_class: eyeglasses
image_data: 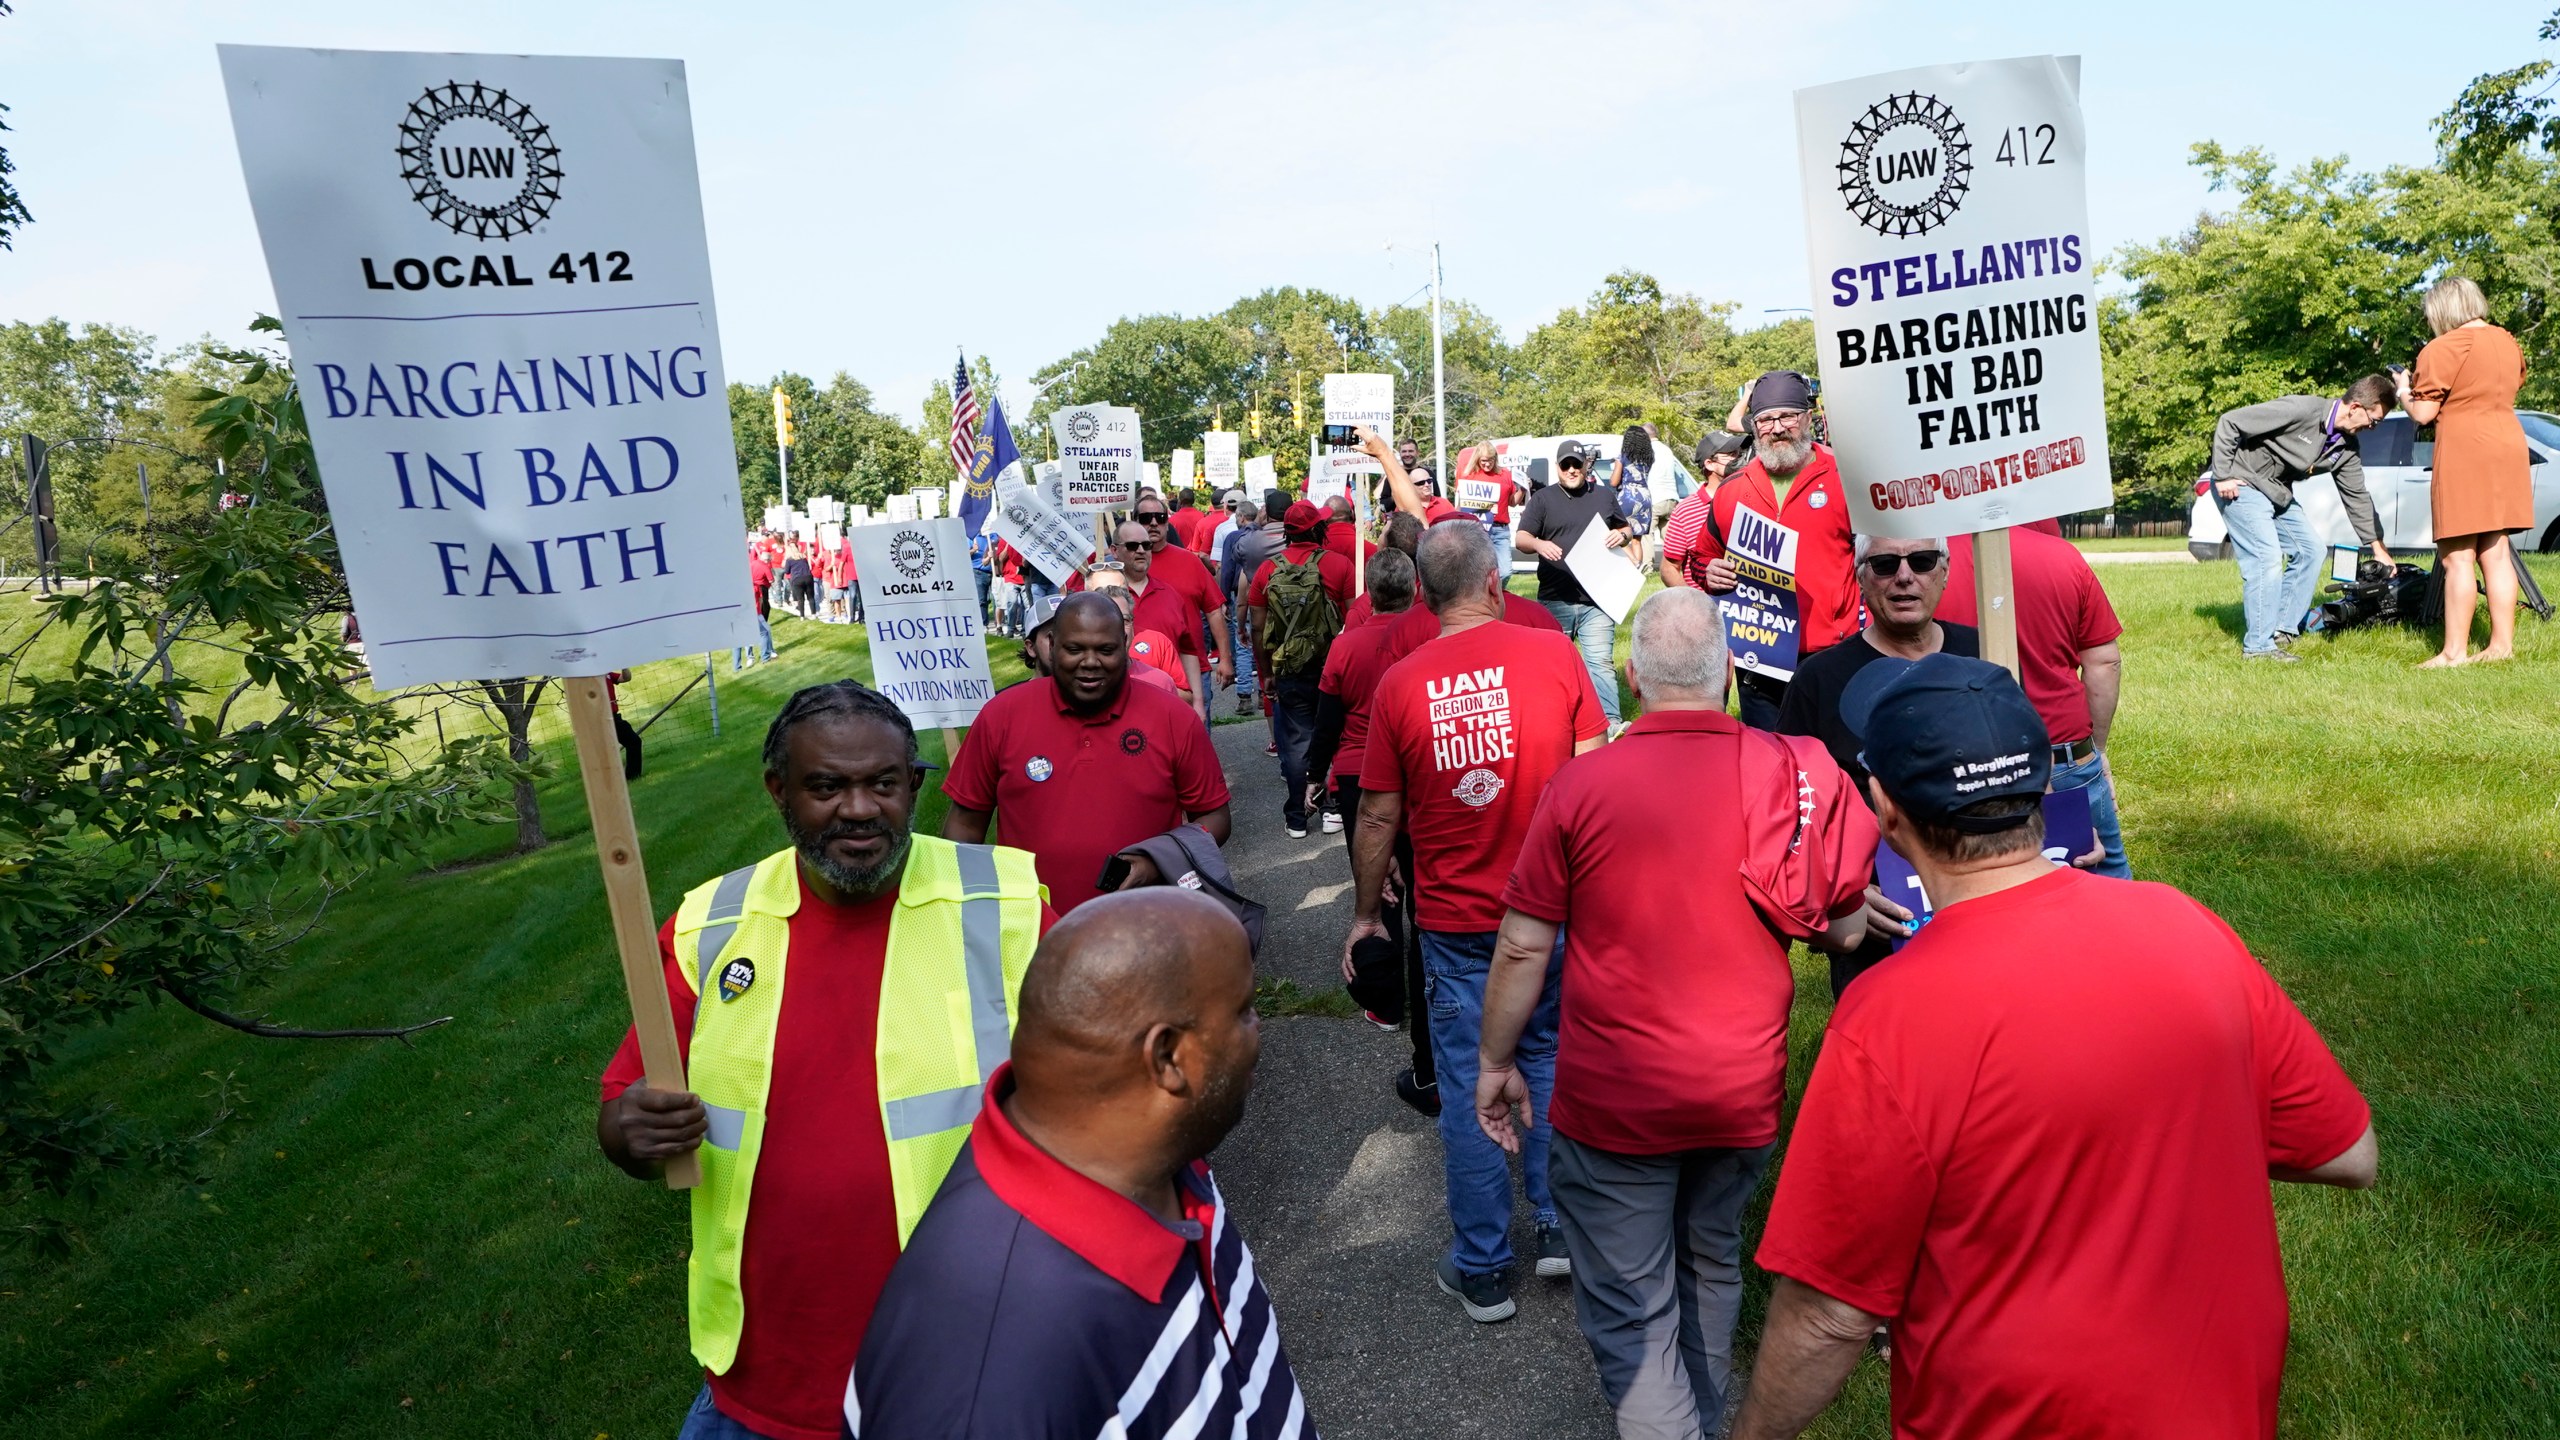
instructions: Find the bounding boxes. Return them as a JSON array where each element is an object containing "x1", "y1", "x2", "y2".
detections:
[
  {"x1": 1134, "y1": 511, "x2": 1170, "y2": 524},
  {"x1": 1860, "y1": 549, "x2": 1945, "y2": 578},
  {"x1": 1754, "y1": 410, "x2": 1807, "y2": 432},
  {"x1": 1118, "y1": 538, "x2": 1156, "y2": 552}
]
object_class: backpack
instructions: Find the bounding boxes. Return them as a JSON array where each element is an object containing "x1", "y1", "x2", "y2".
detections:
[{"x1": 1262, "y1": 554, "x2": 1342, "y2": 675}]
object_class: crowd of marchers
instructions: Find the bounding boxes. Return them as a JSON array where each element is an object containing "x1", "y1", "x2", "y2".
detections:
[{"x1": 590, "y1": 362, "x2": 2397, "y2": 1440}]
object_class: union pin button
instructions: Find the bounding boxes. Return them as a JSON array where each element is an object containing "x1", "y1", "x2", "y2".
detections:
[{"x1": 718, "y1": 957, "x2": 756, "y2": 1002}]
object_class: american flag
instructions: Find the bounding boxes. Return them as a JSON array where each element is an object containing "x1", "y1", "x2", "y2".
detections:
[{"x1": 948, "y1": 354, "x2": 980, "y2": 479}]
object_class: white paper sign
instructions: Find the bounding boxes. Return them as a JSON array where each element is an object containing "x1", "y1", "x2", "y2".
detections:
[
  {"x1": 1202, "y1": 431, "x2": 1240, "y2": 494},
  {"x1": 219, "y1": 46, "x2": 746, "y2": 686},
  {"x1": 1170, "y1": 447, "x2": 1194, "y2": 494},
  {"x1": 1795, "y1": 55, "x2": 2109, "y2": 536},
  {"x1": 1243, "y1": 455, "x2": 1276, "y2": 493},
  {"x1": 1035, "y1": 459, "x2": 1070, "y2": 515},
  {"x1": 989, "y1": 460, "x2": 1096, "y2": 584},
  {"x1": 1142, "y1": 461, "x2": 1162, "y2": 495},
  {"x1": 1320, "y1": 373, "x2": 1393, "y2": 496},
  {"x1": 886, "y1": 493, "x2": 918, "y2": 522},
  {"x1": 915, "y1": 488, "x2": 942, "y2": 520},
  {"x1": 851, "y1": 504, "x2": 872, "y2": 525},
  {"x1": 762, "y1": 505, "x2": 790, "y2": 534},
  {"x1": 846, "y1": 518, "x2": 993, "y2": 727},
  {"x1": 1563, "y1": 515, "x2": 1644, "y2": 625},
  {"x1": 1054, "y1": 404, "x2": 1142, "y2": 512}
]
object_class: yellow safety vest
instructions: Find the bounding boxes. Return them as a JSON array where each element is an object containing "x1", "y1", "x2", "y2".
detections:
[{"x1": 670, "y1": 834, "x2": 1045, "y2": 1375}]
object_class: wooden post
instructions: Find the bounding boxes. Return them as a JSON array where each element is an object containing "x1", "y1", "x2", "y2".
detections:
[
  {"x1": 940, "y1": 726, "x2": 965, "y2": 774},
  {"x1": 1971, "y1": 526, "x2": 2020, "y2": 680},
  {"x1": 1352, "y1": 468, "x2": 1368, "y2": 599},
  {"x1": 564, "y1": 676, "x2": 699, "y2": 1191}
]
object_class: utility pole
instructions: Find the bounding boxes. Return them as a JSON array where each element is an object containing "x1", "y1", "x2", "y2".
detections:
[
  {"x1": 771, "y1": 387, "x2": 795, "y2": 514},
  {"x1": 1431, "y1": 240, "x2": 1448, "y2": 484}
]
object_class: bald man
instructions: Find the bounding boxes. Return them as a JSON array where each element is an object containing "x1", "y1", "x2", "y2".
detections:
[{"x1": 848, "y1": 891, "x2": 1310, "y2": 1439}]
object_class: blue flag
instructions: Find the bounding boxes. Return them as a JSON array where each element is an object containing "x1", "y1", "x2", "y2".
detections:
[{"x1": 959, "y1": 397, "x2": 1015, "y2": 539}]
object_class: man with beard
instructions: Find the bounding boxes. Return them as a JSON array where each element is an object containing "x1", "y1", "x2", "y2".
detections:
[
  {"x1": 1695, "y1": 372, "x2": 1860, "y2": 728},
  {"x1": 597, "y1": 680, "x2": 1055, "y2": 1440},
  {"x1": 943, "y1": 593, "x2": 1233, "y2": 913},
  {"x1": 849, "y1": 889, "x2": 1309, "y2": 1438}
]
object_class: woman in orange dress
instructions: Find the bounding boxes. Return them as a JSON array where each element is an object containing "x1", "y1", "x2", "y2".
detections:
[{"x1": 2399, "y1": 277, "x2": 2532, "y2": 666}]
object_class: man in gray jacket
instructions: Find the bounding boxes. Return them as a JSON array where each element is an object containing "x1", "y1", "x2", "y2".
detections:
[{"x1": 2209, "y1": 377, "x2": 2398, "y2": 660}]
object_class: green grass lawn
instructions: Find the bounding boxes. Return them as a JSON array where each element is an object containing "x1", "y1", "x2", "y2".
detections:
[{"x1": 7, "y1": 564, "x2": 2559, "y2": 1437}]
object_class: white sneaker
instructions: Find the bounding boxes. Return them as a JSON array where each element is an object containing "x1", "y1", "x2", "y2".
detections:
[{"x1": 1322, "y1": 811, "x2": 1344, "y2": 834}]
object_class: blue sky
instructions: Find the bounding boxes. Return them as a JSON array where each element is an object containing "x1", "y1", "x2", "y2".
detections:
[{"x1": 2, "y1": 1, "x2": 2549, "y2": 422}]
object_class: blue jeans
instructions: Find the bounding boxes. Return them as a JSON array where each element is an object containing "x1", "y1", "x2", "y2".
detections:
[
  {"x1": 1423, "y1": 928, "x2": 1563, "y2": 1276},
  {"x1": 2216, "y1": 486, "x2": 2321, "y2": 654},
  {"x1": 1232, "y1": 612, "x2": 1258, "y2": 699},
  {"x1": 731, "y1": 614, "x2": 773, "y2": 670},
  {"x1": 2051, "y1": 750, "x2": 2131, "y2": 878},
  {"x1": 1272, "y1": 676, "x2": 1320, "y2": 828},
  {"x1": 678, "y1": 1384, "x2": 779, "y2": 1439},
  {"x1": 1541, "y1": 599, "x2": 1621, "y2": 722}
]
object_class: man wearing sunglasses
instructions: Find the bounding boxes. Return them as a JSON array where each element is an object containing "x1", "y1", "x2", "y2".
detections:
[
  {"x1": 1777, "y1": 534, "x2": 1980, "y2": 996},
  {"x1": 1695, "y1": 372, "x2": 1860, "y2": 728},
  {"x1": 1086, "y1": 499, "x2": 1235, "y2": 725}
]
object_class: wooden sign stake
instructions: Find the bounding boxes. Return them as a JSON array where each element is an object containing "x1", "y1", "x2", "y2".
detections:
[
  {"x1": 565, "y1": 675, "x2": 699, "y2": 1190},
  {"x1": 1971, "y1": 526, "x2": 2021, "y2": 680}
]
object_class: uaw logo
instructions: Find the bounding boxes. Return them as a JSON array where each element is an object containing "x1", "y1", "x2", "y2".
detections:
[
  {"x1": 888, "y1": 528, "x2": 936, "y2": 580},
  {"x1": 1063, "y1": 411, "x2": 1101, "y2": 445},
  {"x1": 967, "y1": 445, "x2": 999, "y2": 498},
  {"x1": 1836, "y1": 91, "x2": 1971, "y2": 238},
  {"x1": 1452, "y1": 768, "x2": 1505, "y2": 808},
  {"x1": 396, "y1": 81, "x2": 564, "y2": 240}
]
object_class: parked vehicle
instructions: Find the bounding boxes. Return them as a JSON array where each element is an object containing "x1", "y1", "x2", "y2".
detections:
[{"x1": 2187, "y1": 410, "x2": 2560, "y2": 561}]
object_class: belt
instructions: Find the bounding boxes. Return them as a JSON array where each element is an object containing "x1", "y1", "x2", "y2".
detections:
[{"x1": 2051, "y1": 737, "x2": 2096, "y2": 764}]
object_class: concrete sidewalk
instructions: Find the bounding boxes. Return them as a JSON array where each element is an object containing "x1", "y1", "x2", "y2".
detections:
[{"x1": 1204, "y1": 716, "x2": 1617, "y2": 1439}]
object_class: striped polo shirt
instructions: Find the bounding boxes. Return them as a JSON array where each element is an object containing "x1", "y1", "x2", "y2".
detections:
[{"x1": 846, "y1": 1066, "x2": 1311, "y2": 1439}]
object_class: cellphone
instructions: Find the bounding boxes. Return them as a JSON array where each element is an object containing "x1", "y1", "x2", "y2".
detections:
[{"x1": 1318, "y1": 423, "x2": 1361, "y2": 447}]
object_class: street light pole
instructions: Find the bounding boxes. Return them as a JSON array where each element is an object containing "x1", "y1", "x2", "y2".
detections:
[{"x1": 1431, "y1": 240, "x2": 1447, "y2": 484}]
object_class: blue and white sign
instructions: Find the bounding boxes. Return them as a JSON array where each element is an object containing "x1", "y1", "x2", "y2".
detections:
[
  {"x1": 220, "y1": 45, "x2": 747, "y2": 687},
  {"x1": 1717, "y1": 508, "x2": 1803, "y2": 680},
  {"x1": 847, "y1": 517, "x2": 995, "y2": 729}
]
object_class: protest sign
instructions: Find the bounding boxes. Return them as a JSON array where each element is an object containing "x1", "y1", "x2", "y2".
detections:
[
  {"x1": 762, "y1": 504, "x2": 790, "y2": 534},
  {"x1": 1563, "y1": 515, "x2": 1644, "y2": 624},
  {"x1": 915, "y1": 489, "x2": 942, "y2": 520},
  {"x1": 886, "y1": 493, "x2": 918, "y2": 522},
  {"x1": 221, "y1": 46, "x2": 747, "y2": 691},
  {"x1": 847, "y1": 517, "x2": 995, "y2": 730},
  {"x1": 989, "y1": 460, "x2": 1095, "y2": 584},
  {"x1": 1142, "y1": 461, "x2": 1161, "y2": 494},
  {"x1": 1243, "y1": 455, "x2": 1276, "y2": 493},
  {"x1": 1054, "y1": 404, "x2": 1142, "y2": 512},
  {"x1": 851, "y1": 503, "x2": 872, "y2": 525},
  {"x1": 1202, "y1": 431, "x2": 1240, "y2": 496},
  {"x1": 1035, "y1": 459, "x2": 1071, "y2": 515},
  {"x1": 1318, "y1": 373, "x2": 1393, "y2": 499},
  {"x1": 1794, "y1": 55, "x2": 2108, "y2": 538},
  {"x1": 221, "y1": 44, "x2": 760, "y2": 1190},
  {"x1": 1716, "y1": 507, "x2": 1803, "y2": 680},
  {"x1": 1170, "y1": 448, "x2": 1194, "y2": 495}
]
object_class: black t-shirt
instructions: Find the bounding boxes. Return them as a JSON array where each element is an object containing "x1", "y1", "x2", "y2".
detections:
[
  {"x1": 1515, "y1": 480, "x2": 1624, "y2": 605},
  {"x1": 1774, "y1": 622, "x2": 1981, "y2": 799}
]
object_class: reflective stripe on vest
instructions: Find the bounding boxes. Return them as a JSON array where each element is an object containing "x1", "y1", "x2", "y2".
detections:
[{"x1": 670, "y1": 836, "x2": 1046, "y2": 1375}]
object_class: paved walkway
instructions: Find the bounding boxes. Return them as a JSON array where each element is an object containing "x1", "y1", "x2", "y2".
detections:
[{"x1": 1203, "y1": 715, "x2": 1619, "y2": 1439}]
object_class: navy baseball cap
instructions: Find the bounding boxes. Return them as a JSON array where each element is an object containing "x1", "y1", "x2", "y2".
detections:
[{"x1": 1839, "y1": 653, "x2": 2051, "y2": 832}]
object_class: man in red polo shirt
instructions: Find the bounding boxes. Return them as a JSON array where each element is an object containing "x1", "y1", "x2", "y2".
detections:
[
  {"x1": 943, "y1": 594, "x2": 1232, "y2": 911},
  {"x1": 1349, "y1": 520, "x2": 1607, "y2": 1326},
  {"x1": 598, "y1": 682, "x2": 1057, "y2": 1440},
  {"x1": 1939, "y1": 526, "x2": 2130, "y2": 877},
  {"x1": 1478, "y1": 589, "x2": 1875, "y2": 1438},
  {"x1": 1695, "y1": 372, "x2": 1859, "y2": 728},
  {"x1": 1733, "y1": 654, "x2": 2376, "y2": 1440},
  {"x1": 1085, "y1": 569, "x2": 1187, "y2": 700},
  {"x1": 1068, "y1": 500, "x2": 1235, "y2": 713}
]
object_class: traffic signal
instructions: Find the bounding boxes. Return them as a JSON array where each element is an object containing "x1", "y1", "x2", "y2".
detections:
[{"x1": 771, "y1": 388, "x2": 795, "y2": 448}]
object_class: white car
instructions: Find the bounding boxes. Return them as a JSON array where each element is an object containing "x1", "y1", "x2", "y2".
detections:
[
  {"x1": 1490, "y1": 433, "x2": 1700, "y2": 573},
  {"x1": 2187, "y1": 410, "x2": 2560, "y2": 561}
]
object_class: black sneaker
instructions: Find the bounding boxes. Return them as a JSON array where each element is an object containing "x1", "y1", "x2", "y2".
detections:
[
  {"x1": 1435, "y1": 1254, "x2": 1516, "y2": 1323},
  {"x1": 1395, "y1": 1068, "x2": 1440, "y2": 1118},
  {"x1": 1534, "y1": 1222, "x2": 1571, "y2": 1278}
]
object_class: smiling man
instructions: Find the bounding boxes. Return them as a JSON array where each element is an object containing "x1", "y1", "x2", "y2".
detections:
[
  {"x1": 596, "y1": 680, "x2": 1055, "y2": 1440},
  {"x1": 944, "y1": 592, "x2": 1233, "y2": 913}
]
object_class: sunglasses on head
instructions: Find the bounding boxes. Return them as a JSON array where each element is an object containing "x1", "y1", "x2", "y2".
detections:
[{"x1": 1861, "y1": 549, "x2": 1945, "y2": 578}]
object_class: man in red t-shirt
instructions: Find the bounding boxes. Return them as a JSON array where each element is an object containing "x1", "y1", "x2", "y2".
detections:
[
  {"x1": 1478, "y1": 588, "x2": 1874, "y2": 1435},
  {"x1": 597, "y1": 682, "x2": 1056, "y2": 1440},
  {"x1": 1733, "y1": 653, "x2": 2376, "y2": 1440},
  {"x1": 1085, "y1": 570, "x2": 1187, "y2": 700},
  {"x1": 1694, "y1": 372, "x2": 1860, "y2": 728},
  {"x1": 1350, "y1": 520, "x2": 1607, "y2": 1325},
  {"x1": 1168, "y1": 488, "x2": 1218, "y2": 556},
  {"x1": 1938, "y1": 527, "x2": 2131, "y2": 876},
  {"x1": 942, "y1": 593, "x2": 1233, "y2": 912}
]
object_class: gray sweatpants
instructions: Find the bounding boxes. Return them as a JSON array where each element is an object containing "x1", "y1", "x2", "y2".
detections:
[{"x1": 1549, "y1": 1133, "x2": 1774, "y2": 1440}]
